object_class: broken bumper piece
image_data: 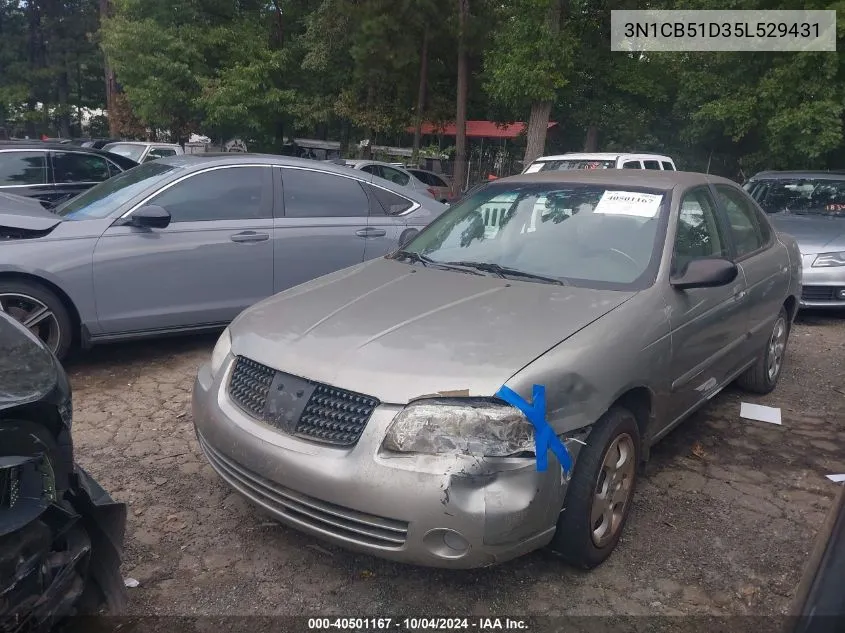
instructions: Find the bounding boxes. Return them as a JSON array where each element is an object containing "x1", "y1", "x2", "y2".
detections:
[
  {"x1": 193, "y1": 365, "x2": 573, "y2": 569},
  {"x1": 0, "y1": 466, "x2": 126, "y2": 632}
]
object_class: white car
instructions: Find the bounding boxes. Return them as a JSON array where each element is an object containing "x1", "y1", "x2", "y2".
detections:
[
  {"x1": 523, "y1": 152, "x2": 676, "y2": 174},
  {"x1": 102, "y1": 141, "x2": 184, "y2": 164},
  {"x1": 341, "y1": 160, "x2": 435, "y2": 199}
]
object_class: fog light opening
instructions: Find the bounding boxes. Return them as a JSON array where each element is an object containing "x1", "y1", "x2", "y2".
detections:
[
  {"x1": 837, "y1": 288, "x2": 845, "y2": 300},
  {"x1": 422, "y1": 528, "x2": 470, "y2": 559}
]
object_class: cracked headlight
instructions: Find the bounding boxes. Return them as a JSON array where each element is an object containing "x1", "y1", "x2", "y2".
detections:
[
  {"x1": 382, "y1": 399, "x2": 534, "y2": 457},
  {"x1": 210, "y1": 327, "x2": 231, "y2": 379},
  {"x1": 812, "y1": 251, "x2": 845, "y2": 267}
]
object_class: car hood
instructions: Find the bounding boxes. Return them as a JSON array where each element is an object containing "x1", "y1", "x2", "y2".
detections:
[
  {"x1": 230, "y1": 259, "x2": 636, "y2": 404},
  {"x1": 0, "y1": 192, "x2": 61, "y2": 232},
  {"x1": 0, "y1": 314, "x2": 58, "y2": 409},
  {"x1": 769, "y1": 213, "x2": 845, "y2": 254}
]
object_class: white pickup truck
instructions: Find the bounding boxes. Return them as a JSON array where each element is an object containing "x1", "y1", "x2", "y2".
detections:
[{"x1": 523, "y1": 152, "x2": 677, "y2": 173}]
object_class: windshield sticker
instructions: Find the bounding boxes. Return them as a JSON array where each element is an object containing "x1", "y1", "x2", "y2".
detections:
[
  {"x1": 523, "y1": 163, "x2": 544, "y2": 174},
  {"x1": 594, "y1": 190, "x2": 663, "y2": 218}
]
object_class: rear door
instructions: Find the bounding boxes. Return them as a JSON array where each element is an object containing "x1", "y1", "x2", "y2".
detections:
[
  {"x1": 362, "y1": 183, "x2": 420, "y2": 258},
  {"x1": 712, "y1": 184, "x2": 789, "y2": 355},
  {"x1": 0, "y1": 149, "x2": 53, "y2": 202},
  {"x1": 92, "y1": 164, "x2": 275, "y2": 334},
  {"x1": 662, "y1": 186, "x2": 749, "y2": 429},
  {"x1": 50, "y1": 150, "x2": 113, "y2": 203},
  {"x1": 273, "y1": 167, "x2": 369, "y2": 293}
]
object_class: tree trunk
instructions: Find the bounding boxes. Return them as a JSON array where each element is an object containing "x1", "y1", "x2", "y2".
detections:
[
  {"x1": 99, "y1": 0, "x2": 119, "y2": 137},
  {"x1": 412, "y1": 26, "x2": 429, "y2": 165},
  {"x1": 453, "y1": 0, "x2": 469, "y2": 197},
  {"x1": 523, "y1": 101, "x2": 552, "y2": 167},
  {"x1": 522, "y1": 0, "x2": 563, "y2": 167},
  {"x1": 57, "y1": 65, "x2": 71, "y2": 138},
  {"x1": 583, "y1": 125, "x2": 599, "y2": 152}
]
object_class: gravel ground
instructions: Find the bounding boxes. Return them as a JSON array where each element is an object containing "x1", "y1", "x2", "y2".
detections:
[{"x1": 65, "y1": 310, "x2": 845, "y2": 619}]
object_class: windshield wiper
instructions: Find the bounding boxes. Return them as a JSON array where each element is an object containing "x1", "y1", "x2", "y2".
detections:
[
  {"x1": 442, "y1": 261, "x2": 567, "y2": 285},
  {"x1": 391, "y1": 249, "x2": 433, "y2": 266}
]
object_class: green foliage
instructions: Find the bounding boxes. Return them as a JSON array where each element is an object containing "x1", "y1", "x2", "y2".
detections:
[{"x1": 483, "y1": 0, "x2": 571, "y2": 108}]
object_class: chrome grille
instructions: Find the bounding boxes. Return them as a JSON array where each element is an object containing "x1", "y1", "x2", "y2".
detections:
[
  {"x1": 296, "y1": 384, "x2": 379, "y2": 446},
  {"x1": 227, "y1": 356, "x2": 379, "y2": 447},
  {"x1": 197, "y1": 433, "x2": 408, "y2": 549},
  {"x1": 229, "y1": 356, "x2": 275, "y2": 418}
]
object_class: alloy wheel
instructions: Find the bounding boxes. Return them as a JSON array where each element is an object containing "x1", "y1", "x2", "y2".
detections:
[
  {"x1": 590, "y1": 433, "x2": 636, "y2": 548},
  {"x1": 767, "y1": 316, "x2": 787, "y2": 382},
  {"x1": 0, "y1": 293, "x2": 62, "y2": 354}
]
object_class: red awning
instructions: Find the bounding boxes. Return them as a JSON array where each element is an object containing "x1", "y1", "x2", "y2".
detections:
[{"x1": 408, "y1": 120, "x2": 558, "y2": 139}]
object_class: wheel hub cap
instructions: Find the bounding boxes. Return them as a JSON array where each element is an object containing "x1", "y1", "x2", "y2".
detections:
[
  {"x1": 590, "y1": 433, "x2": 636, "y2": 548},
  {"x1": 767, "y1": 317, "x2": 787, "y2": 381}
]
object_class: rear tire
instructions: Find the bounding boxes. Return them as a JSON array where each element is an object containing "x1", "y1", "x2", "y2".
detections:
[
  {"x1": 548, "y1": 407, "x2": 640, "y2": 569},
  {"x1": 0, "y1": 280, "x2": 73, "y2": 361},
  {"x1": 736, "y1": 307, "x2": 789, "y2": 395}
]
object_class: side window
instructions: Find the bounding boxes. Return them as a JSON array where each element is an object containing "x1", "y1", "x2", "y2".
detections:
[
  {"x1": 369, "y1": 185, "x2": 415, "y2": 215},
  {"x1": 714, "y1": 185, "x2": 767, "y2": 257},
  {"x1": 149, "y1": 148, "x2": 177, "y2": 158},
  {"x1": 360, "y1": 164, "x2": 381, "y2": 177},
  {"x1": 105, "y1": 159, "x2": 125, "y2": 177},
  {"x1": 0, "y1": 151, "x2": 47, "y2": 185},
  {"x1": 622, "y1": 161, "x2": 642, "y2": 169},
  {"x1": 643, "y1": 160, "x2": 661, "y2": 170},
  {"x1": 149, "y1": 166, "x2": 269, "y2": 222},
  {"x1": 380, "y1": 166, "x2": 410, "y2": 186},
  {"x1": 430, "y1": 174, "x2": 448, "y2": 188},
  {"x1": 52, "y1": 152, "x2": 110, "y2": 183},
  {"x1": 282, "y1": 169, "x2": 370, "y2": 218},
  {"x1": 673, "y1": 188, "x2": 729, "y2": 275},
  {"x1": 661, "y1": 161, "x2": 675, "y2": 171}
]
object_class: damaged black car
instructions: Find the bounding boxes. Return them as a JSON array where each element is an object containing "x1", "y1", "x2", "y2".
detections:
[{"x1": 1, "y1": 311, "x2": 126, "y2": 632}]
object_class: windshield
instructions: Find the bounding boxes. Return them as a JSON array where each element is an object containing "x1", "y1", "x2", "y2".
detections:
[
  {"x1": 55, "y1": 161, "x2": 178, "y2": 220},
  {"x1": 527, "y1": 159, "x2": 617, "y2": 173},
  {"x1": 399, "y1": 183, "x2": 668, "y2": 290},
  {"x1": 103, "y1": 143, "x2": 146, "y2": 162},
  {"x1": 745, "y1": 178, "x2": 845, "y2": 216}
]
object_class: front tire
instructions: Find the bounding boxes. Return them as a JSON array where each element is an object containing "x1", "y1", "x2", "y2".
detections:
[
  {"x1": 736, "y1": 307, "x2": 789, "y2": 395},
  {"x1": 0, "y1": 280, "x2": 72, "y2": 361},
  {"x1": 548, "y1": 407, "x2": 640, "y2": 569}
]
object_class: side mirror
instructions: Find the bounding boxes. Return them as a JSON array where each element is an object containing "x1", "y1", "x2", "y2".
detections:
[
  {"x1": 398, "y1": 228, "x2": 419, "y2": 248},
  {"x1": 130, "y1": 204, "x2": 171, "y2": 229},
  {"x1": 670, "y1": 257, "x2": 738, "y2": 290}
]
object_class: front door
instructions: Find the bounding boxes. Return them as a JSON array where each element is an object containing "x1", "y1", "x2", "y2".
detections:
[
  {"x1": 662, "y1": 186, "x2": 750, "y2": 429},
  {"x1": 273, "y1": 167, "x2": 369, "y2": 293},
  {"x1": 50, "y1": 151, "x2": 113, "y2": 204},
  {"x1": 92, "y1": 165, "x2": 275, "y2": 334}
]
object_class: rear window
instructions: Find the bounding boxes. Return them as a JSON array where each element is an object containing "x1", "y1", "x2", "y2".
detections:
[
  {"x1": 529, "y1": 159, "x2": 617, "y2": 173},
  {"x1": 745, "y1": 177, "x2": 845, "y2": 216}
]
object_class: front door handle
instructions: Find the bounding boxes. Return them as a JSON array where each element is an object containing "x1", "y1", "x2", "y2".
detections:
[
  {"x1": 733, "y1": 288, "x2": 747, "y2": 301},
  {"x1": 355, "y1": 227, "x2": 387, "y2": 238},
  {"x1": 230, "y1": 231, "x2": 269, "y2": 243}
]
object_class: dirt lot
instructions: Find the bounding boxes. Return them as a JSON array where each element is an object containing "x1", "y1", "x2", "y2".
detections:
[{"x1": 66, "y1": 311, "x2": 845, "y2": 619}]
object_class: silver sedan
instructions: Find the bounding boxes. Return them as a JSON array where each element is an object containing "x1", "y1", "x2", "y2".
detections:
[
  {"x1": 193, "y1": 170, "x2": 801, "y2": 569},
  {"x1": 744, "y1": 171, "x2": 845, "y2": 308}
]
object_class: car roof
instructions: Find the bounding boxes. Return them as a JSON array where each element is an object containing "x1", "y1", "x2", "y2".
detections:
[
  {"x1": 532, "y1": 152, "x2": 674, "y2": 162},
  {"x1": 500, "y1": 169, "x2": 734, "y2": 190},
  {"x1": 0, "y1": 141, "x2": 138, "y2": 165},
  {"x1": 345, "y1": 159, "x2": 410, "y2": 170},
  {"x1": 103, "y1": 141, "x2": 181, "y2": 147},
  {"x1": 153, "y1": 153, "x2": 440, "y2": 201},
  {"x1": 747, "y1": 170, "x2": 845, "y2": 181}
]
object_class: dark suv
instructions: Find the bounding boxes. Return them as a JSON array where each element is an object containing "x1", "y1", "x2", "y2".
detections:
[{"x1": 0, "y1": 143, "x2": 138, "y2": 206}]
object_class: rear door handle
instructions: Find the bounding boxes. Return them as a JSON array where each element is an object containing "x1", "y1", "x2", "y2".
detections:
[
  {"x1": 355, "y1": 227, "x2": 386, "y2": 238},
  {"x1": 230, "y1": 231, "x2": 269, "y2": 243},
  {"x1": 734, "y1": 289, "x2": 747, "y2": 301}
]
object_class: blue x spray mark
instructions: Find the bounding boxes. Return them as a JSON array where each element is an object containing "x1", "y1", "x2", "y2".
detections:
[{"x1": 495, "y1": 384, "x2": 572, "y2": 474}]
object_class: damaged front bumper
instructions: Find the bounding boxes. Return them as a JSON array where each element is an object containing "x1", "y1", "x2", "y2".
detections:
[
  {"x1": 1, "y1": 466, "x2": 127, "y2": 633},
  {"x1": 194, "y1": 364, "x2": 583, "y2": 569}
]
